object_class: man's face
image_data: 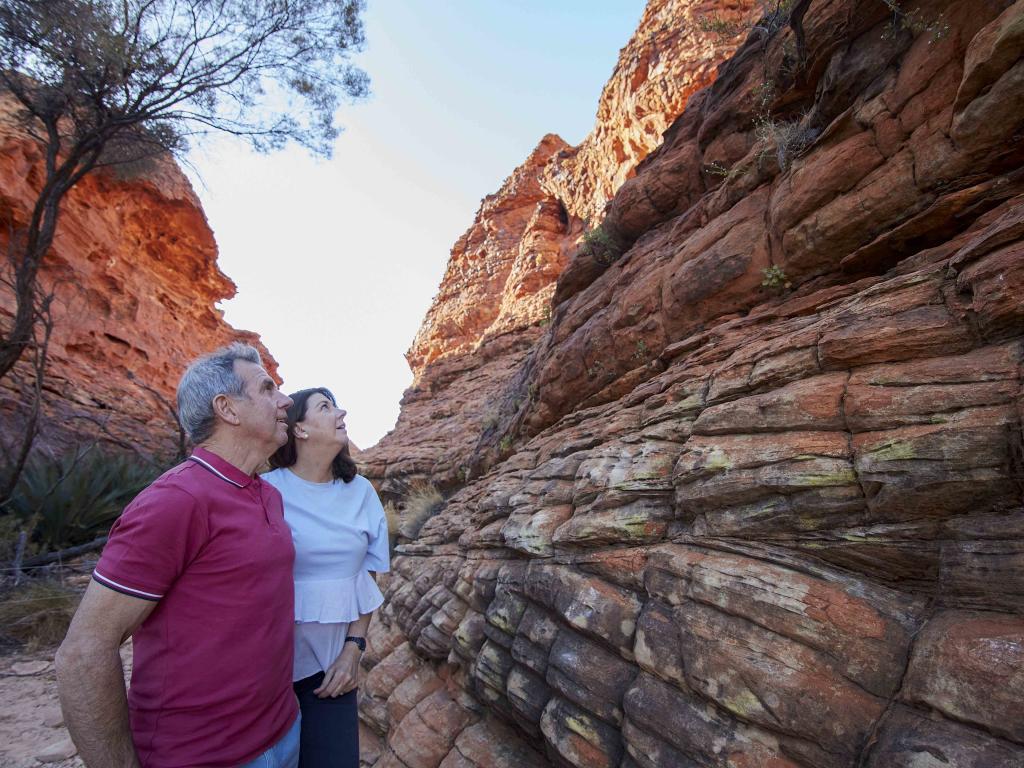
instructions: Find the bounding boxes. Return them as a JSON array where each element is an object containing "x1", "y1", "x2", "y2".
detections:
[{"x1": 231, "y1": 360, "x2": 293, "y2": 451}]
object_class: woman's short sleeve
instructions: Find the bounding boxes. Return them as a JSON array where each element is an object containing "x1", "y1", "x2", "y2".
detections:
[{"x1": 362, "y1": 483, "x2": 390, "y2": 573}]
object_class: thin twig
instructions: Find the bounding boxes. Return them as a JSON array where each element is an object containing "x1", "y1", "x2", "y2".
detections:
[{"x1": 12, "y1": 531, "x2": 27, "y2": 585}]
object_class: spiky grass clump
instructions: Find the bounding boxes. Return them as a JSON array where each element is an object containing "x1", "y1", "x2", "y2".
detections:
[
  {"x1": 5, "y1": 449, "x2": 158, "y2": 554},
  {"x1": 398, "y1": 483, "x2": 444, "y2": 541}
]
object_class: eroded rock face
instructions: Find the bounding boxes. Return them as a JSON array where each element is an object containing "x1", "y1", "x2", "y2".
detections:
[
  {"x1": 540, "y1": 0, "x2": 761, "y2": 225},
  {"x1": 363, "y1": 0, "x2": 759, "y2": 495},
  {"x1": 0, "y1": 100, "x2": 276, "y2": 457},
  {"x1": 360, "y1": 0, "x2": 1024, "y2": 766}
]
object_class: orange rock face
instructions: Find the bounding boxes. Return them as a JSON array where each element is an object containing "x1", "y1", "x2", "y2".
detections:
[
  {"x1": 0, "y1": 102, "x2": 276, "y2": 458},
  {"x1": 406, "y1": 134, "x2": 570, "y2": 375},
  {"x1": 360, "y1": 0, "x2": 1024, "y2": 767},
  {"x1": 540, "y1": 0, "x2": 760, "y2": 224},
  {"x1": 363, "y1": 0, "x2": 759, "y2": 494}
]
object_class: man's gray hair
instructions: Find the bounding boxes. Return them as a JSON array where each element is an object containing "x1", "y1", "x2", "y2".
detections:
[{"x1": 177, "y1": 342, "x2": 262, "y2": 444}]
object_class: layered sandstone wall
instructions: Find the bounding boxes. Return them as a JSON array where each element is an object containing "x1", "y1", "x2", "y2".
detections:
[
  {"x1": 363, "y1": 0, "x2": 759, "y2": 494},
  {"x1": 359, "y1": 0, "x2": 1024, "y2": 766},
  {"x1": 0, "y1": 101, "x2": 276, "y2": 458}
]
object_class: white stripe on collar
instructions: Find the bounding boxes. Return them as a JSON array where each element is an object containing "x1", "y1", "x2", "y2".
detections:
[{"x1": 189, "y1": 455, "x2": 246, "y2": 488}]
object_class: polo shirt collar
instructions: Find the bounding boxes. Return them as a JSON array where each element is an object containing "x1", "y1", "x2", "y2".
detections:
[{"x1": 189, "y1": 447, "x2": 256, "y2": 488}]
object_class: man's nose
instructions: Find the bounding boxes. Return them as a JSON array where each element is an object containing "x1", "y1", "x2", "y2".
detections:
[{"x1": 280, "y1": 393, "x2": 293, "y2": 409}]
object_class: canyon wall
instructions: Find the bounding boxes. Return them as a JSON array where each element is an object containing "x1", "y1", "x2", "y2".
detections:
[
  {"x1": 0, "y1": 99, "x2": 276, "y2": 459},
  {"x1": 360, "y1": 0, "x2": 1024, "y2": 766},
  {"x1": 361, "y1": 0, "x2": 759, "y2": 496}
]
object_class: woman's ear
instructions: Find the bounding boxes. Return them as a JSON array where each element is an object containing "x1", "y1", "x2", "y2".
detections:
[{"x1": 293, "y1": 424, "x2": 308, "y2": 440}]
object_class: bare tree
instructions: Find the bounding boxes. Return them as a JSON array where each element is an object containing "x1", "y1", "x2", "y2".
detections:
[
  {"x1": 0, "y1": 272, "x2": 54, "y2": 504},
  {"x1": 0, "y1": 0, "x2": 369, "y2": 381},
  {"x1": 0, "y1": 0, "x2": 368, "y2": 498}
]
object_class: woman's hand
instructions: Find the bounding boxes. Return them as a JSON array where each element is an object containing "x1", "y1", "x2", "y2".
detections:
[{"x1": 314, "y1": 643, "x2": 362, "y2": 698}]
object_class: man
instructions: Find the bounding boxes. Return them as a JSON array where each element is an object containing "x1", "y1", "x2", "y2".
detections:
[{"x1": 56, "y1": 343, "x2": 298, "y2": 768}]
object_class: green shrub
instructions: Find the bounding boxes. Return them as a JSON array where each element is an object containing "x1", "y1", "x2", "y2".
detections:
[
  {"x1": 762, "y1": 265, "x2": 792, "y2": 290},
  {"x1": 4, "y1": 449, "x2": 159, "y2": 554},
  {"x1": 580, "y1": 224, "x2": 624, "y2": 266}
]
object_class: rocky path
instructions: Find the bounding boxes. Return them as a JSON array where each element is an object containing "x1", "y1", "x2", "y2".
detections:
[{"x1": 0, "y1": 644, "x2": 131, "y2": 768}]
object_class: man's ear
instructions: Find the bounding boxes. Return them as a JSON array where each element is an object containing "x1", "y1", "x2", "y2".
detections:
[{"x1": 212, "y1": 393, "x2": 242, "y2": 427}]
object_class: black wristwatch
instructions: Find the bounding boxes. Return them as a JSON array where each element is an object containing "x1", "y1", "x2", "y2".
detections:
[{"x1": 344, "y1": 636, "x2": 366, "y2": 652}]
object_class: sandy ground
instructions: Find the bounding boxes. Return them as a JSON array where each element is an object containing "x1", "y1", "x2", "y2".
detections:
[{"x1": 0, "y1": 643, "x2": 132, "y2": 768}]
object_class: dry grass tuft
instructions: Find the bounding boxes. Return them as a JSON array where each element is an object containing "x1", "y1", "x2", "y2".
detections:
[
  {"x1": 0, "y1": 580, "x2": 82, "y2": 650},
  {"x1": 398, "y1": 483, "x2": 444, "y2": 541}
]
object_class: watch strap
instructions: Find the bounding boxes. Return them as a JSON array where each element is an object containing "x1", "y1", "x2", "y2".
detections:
[{"x1": 345, "y1": 635, "x2": 366, "y2": 652}]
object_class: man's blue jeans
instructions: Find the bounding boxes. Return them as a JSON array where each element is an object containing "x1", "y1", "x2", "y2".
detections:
[{"x1": 237, "y1": 713, "x2": 301, "y2": 768}]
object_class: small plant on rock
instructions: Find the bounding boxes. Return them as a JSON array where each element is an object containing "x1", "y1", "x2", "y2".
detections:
[
  {"x1": 580, "y1": 223, "x2": 625, "y2": 266},
  {"x1": 698, "y1": 12, "x2": 745, "y2": 42},
  {"x1": 756, "y1": 0, "x2": 796, "y2": 35},
  {"x1": 753, "y1": 78, "x2": 778, "y2": 112},
  {"x1": 538, "y1": 305, "x2": 552, "y2": 327},
  {"x1": 481, "y1": 410, "x2": 500, "y2": 432},
  {"x1": 879, "y1": 0, "x2": 950, "y2": 43},
  {"x1": 704, "y1": 160, "x2": 743, "y2": 182},
  {"x1": 761, "y1": 265, "x2": 792, "y2": 291},
  {"x1": 755, "y1": 114, "x2": 818, "y2": 171}
]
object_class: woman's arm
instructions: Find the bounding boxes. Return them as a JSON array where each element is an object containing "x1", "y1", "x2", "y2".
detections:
[{"x1": 314, "y1": 607, "x2": 373, "y2": 699}]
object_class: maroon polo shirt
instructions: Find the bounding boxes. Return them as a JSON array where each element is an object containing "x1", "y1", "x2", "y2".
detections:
[{"x1": 94, "y1": 447, "x2": 297, "y2": 768}]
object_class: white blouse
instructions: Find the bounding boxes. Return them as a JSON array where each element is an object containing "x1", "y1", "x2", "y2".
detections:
[{"x1": 263, "y1": 468, "x2": 390, "y2": 681}]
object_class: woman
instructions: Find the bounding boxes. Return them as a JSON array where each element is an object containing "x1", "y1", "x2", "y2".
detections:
[{"x1": 264, "y1": 387, "x2": 390, "y2": 768}]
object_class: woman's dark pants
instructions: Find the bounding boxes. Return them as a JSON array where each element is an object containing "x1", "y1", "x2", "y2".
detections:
[{"x1": 293, "y1": 672, "x2": 359, "y2": 768}]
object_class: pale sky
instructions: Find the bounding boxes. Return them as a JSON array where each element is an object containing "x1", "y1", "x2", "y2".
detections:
[{"x1": 186, "y1": 1, "x2": 646, "y2": 449}]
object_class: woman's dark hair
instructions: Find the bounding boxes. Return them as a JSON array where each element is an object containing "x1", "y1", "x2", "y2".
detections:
[{"x1": 269, "y1": 387, "x2": 357, "y2": 482}]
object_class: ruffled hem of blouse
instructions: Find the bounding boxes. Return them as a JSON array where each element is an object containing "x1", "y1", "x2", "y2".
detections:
[{"x1": 294, "y1": 570, "x2": 384, "y2": 623}]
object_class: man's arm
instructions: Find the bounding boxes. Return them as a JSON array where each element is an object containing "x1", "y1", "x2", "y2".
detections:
[{"x1": 56, "y1": 580, "x2": 157, "y2": 768}]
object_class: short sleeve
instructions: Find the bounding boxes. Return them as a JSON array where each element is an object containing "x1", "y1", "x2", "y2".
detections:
[
  {"x1": 93, "y1": 484, "x2": 208, "y2": 601},
  {"x1": 362, "y1": 483, "x2": 390, "y2": 573}
]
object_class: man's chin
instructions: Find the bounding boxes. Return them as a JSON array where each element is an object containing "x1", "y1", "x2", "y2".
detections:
[{"x1": 273, "y1": 425, "x2": 289, "y2": 447}]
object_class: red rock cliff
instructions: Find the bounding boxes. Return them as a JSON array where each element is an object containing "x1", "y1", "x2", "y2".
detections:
[
  {"x1": 359, "y1": 0, "x2": 1024, "y2": 766},
  {"x1": 0, "y1": 100, "x2": 276, "y2": 458},
  {"x1": 362, "y1": 0, "x2": 758, "y2": 494}
]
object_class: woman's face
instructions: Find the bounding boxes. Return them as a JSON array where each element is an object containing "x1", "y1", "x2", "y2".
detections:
[{"x1": 296, "y1": 392, "x2": 348, "y2": 452}]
